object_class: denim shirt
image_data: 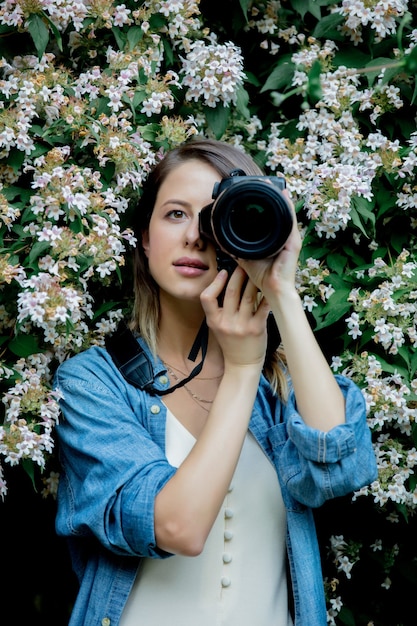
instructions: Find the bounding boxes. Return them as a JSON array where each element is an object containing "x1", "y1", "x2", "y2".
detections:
[{"x1": 54, "y1": 339, "x2": 378, "y2": 626}]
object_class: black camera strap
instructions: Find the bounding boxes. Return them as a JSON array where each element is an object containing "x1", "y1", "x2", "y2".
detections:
[{"x1": 105, "y1": 319, "x2": 209, "y2": 396}]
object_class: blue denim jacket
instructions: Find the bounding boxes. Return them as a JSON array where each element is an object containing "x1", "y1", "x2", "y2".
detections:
[{"x1": 54, "y1": 339, "x2": 377, "y2": 626}]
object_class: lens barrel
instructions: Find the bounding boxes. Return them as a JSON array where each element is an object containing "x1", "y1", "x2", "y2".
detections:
[{"x1": 200, "y1": 176, "x2": 292, "y2": 260}]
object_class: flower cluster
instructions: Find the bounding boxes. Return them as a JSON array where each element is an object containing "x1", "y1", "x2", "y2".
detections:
[
  {"x1": 328, "y1": 534, "x2": 362, "y2": 581},
  {"x1": 296, "y1": 256, "x2": 335, "y2": 313},
  {"x1": 328, "y1": 249, "x2": 417, "y2": 514},
  {"x1": 0, "y1": 0, "x2": 89, "y2": 32},
  {"x1": 181, "y1": 38, "x2": 246, "y2": 108},
  {"x1": 333, "y1": 0, "x2": 409, "y2": 44},
  {"x1": 0, "y1": 0, "x2": 231, "y2": 495},
  {"x1": 345, "y1": 250, "x2": 417, "y2": 355},
  {"x1": 0, "y1": 354, "x2": 61, "y2": 498},
  {"x1": 335, "y1": 350, "x2": 417, "y2": 508},
  {"x1": 264, "y1": 36, "x2": 412, "y2": 240}
]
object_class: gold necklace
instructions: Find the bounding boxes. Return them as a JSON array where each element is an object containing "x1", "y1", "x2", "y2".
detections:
[
  {"x1": 163, "y1": 364, "x2": 218, "y2": 411},
  {"x1": 163, "y1": 360, "x2": 223, "y2": 381}
]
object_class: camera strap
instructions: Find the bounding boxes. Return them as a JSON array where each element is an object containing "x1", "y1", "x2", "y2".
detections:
[{"x1": 105, "y1": 319, "x2": 208, "y2": 396}]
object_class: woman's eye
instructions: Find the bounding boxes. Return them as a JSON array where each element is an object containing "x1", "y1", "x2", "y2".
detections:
[{"x1": 167, "y1": 209, "x2": 186, "y2": 219}]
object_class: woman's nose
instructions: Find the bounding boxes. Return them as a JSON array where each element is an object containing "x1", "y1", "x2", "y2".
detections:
[{"x1": 185, "y1": 216, "x2": 206, "y2": 249}]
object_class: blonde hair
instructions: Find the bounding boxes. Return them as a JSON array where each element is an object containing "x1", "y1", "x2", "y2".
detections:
[{"x1": 131, "y1": 138, "x2": 288, "y2": 400}]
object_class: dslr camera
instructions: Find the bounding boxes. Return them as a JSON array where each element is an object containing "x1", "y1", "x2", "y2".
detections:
[{"x1": 199, "y1": 169, "x2": 293, "y2": 272}]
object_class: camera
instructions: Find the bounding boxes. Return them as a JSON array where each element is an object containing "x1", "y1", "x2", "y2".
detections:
[{"x1": 199, "y1": 169, "x2": 293, "y2": 272}]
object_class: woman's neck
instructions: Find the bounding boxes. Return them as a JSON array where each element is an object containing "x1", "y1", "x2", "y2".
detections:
[{"x1": 158, "y1": 312, "x2": 222, "y2": 375}]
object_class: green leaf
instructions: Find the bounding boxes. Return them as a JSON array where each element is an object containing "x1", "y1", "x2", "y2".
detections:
[
  {"x1": 235, "y1": 85, "x2": 250, "y2": 118},
  {"x1": 412, "y1": 423, "x2": 417, "y2": 448},
  {"x1": 370, "y1": 354, "x2": 409, "y2": 380},
  {"x1": 22, "y1": 459, "x2": 38, "y2": 491},
  {"x1": 102, "y1": 161, "x2": 116, "y2": 184},
  {"x1": 375, "y1": 187, "x2": 396, "y2": 219},
  {"x1": 307, "y1": 60, "x2": 322, "y2": 105},
  {"x1": 93, "y1": 302, "x2": 121, "y2": 320},
  {"x1": 131, "y1": 90, "x2": 146, "y2": 110},
  {"x1": 312, "y1": 13, "x2": 345, "y2": 39},
  {"x1": 1, "y1": 186, "x2": 31, "y2": 203},
  {"x1": 140, "y1": 123, "x2": 160, "y2": 142},
  {"x1": 42, "y1": 12, "x2": 62, "y2": 51},
  {"x1": 323, "y1": 285, "x2": 351, "y2": 310},
  {"x1": 291, "y1": 0, "x2": 321, "y2": 19},
  {"x1": 364, "y1": 58, "x2": 397, "y2": 86},
  {"x1": 27, "y1": 13, "x2": 49, "y2": 60},
  {"x1": 337, "y1": 605, "x2": 357, "y2": 626},
  {"x1": 112, "y1": 26, "x2": 126, "y2": 51},
  {"x1": 162, "y1": 37, "x2": 174, "y2": 66},
  {"x1": 315, "y1": 300, "x2": 351, "y2": 330},
  {"x1": 326, "y1": 252, "x2": 348, "y2": 275},
  {"x1": 334, "y1": 49, "x2": 371, "y2": 69},
  {"x1": 411, "y1": 79, "x2": 417, "y2": 105},
  {"x1": 410, "y1": 351, "x2": 417, "y2": 378},
  {"x1": 0, "y1": 335, "x2": 10, "y2": 348},
  {"x1": 396, "y1": 11, "x2": 412, "y2": 51},
  {"x1": 149, "y1": 12, "x2": 166, "y2": 29},
  {"x1": 353, "y1": 197, "x2": 375, "y2": 230},
  {"x1": 396, "y1": 346, "x2": 411, "y2": 369},
  {"x1": 261, "y1": 61, "x2": 295, "y2": 93},
  {"x1": 27, "y1": 241, "x2": 51, "y2": 265},
  {"x1": 404, "y1": 43, "x2": 417, "y2": 75},
  {"x1": 7, "y1": 148, "x2": 26, "y2": 173},
  {"x1": 288, "y1": 0, "x2": 308, "y2": 18},
  {"x1": 127, "y1": 26, "x2": 144, "y2": 50},
  {"x1": 8, "y1": 333, "x2": 43, "y2": 358},
  {"x1": 390, "y1": 231, "x2": 409, "y2": 254},
  {"x1": 238, "y1": 0, "x2": 251, "y2": 18},
  {"x1": 350, "y1": 197, "x2": 376, "y2": 239},
  {"x1": 204, "y1": 104, "x2": 230, "y2": 140}
]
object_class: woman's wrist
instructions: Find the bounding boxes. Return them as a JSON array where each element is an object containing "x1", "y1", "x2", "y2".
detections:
[{"x1": 267, "y1": 285, "x2": 301, "y2": 317}]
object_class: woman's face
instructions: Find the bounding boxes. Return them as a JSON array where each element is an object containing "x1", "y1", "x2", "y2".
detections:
[{"x1": 142, "y1": 159, "x2": 221, "y2": 306}]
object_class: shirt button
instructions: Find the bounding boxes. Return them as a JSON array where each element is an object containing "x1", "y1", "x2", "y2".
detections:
[
  {"x1": 101, "y1": 619, "x2": 111, "y2": 626},
  {"x1": 224, "y1": 507, "x2": 234, "y2": 519},
  {"x1": 221, "y1": 576, "x2": 231, "y2": 588},
  {"x1": 224, "y1": 530, "x2": 233, "y2": 541},
  {"x1": 223, "y1": 552, "x2": 232, "y2": 563},
  {"x1": 150, "y1": 404, "x2": 160, "y2": 414},
  {"x1": 159, "y1": 375, "x2": 169, "y2": 385}
]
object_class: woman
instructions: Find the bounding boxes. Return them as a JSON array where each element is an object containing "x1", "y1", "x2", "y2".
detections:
[{"x1": 54, "y1": 138, "x2": 377, "y2": 625}]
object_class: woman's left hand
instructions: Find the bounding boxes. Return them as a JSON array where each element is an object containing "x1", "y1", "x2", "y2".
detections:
[{"x1": 238, "y1": 190, "x2": 301, "y2": 301}]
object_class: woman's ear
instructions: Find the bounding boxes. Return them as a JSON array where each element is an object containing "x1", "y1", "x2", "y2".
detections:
[{"x1": 141, "y1": 230, "x2": 150, "y2": 257}]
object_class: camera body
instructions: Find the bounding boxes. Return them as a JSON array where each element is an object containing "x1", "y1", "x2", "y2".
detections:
[{"x1": 199, "y1": 169, "x2": 293, "y2": 272}]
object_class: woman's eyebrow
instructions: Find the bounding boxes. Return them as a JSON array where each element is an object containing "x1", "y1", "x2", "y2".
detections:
[{"x1": 159, "y1": 199, "x2": 190, "y2": 208}]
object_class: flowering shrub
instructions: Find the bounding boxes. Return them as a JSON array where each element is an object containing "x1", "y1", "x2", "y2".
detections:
[{"x1": 0, "y1": 0, "x2": 416, "y2": 623}]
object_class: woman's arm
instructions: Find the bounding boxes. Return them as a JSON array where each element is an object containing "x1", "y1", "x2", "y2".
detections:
[
  {"x1": 154, "y1": 362, "x2": 262, "y2": 556},
  {"x1": 240, "y1": 192, "x2": 345, "y2": 432},
  {"x1": 154, "y1": 267, "x2": 270, "y2": 556},
  {"x1": 270, "y1": 287, "x2": 345, "y2": 431}
]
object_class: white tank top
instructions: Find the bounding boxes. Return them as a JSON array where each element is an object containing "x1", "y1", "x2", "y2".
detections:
[{"x1": 120, "y1": 409, "x2": 292, "y2": 626}]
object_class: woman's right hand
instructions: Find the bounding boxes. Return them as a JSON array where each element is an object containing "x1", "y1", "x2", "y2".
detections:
[{"x1": 200, "y1": 265, "x2": 269, "y2": 371}]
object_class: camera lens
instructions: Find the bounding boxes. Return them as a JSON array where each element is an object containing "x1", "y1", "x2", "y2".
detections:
[
  {"x1": 229, "y1": 198, "x2": 274, "y2": 243},
  {"x1": 211, "y1": 180, "x2": 292, "y2": 259}
]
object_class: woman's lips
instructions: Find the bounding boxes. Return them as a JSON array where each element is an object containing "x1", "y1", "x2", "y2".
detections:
[{"x1": 173, "y1": 257, "x2": 209, "y2": 276}]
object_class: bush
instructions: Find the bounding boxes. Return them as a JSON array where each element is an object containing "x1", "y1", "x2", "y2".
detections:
[{"x1": 0, "y1": 1, "x2": 416, "y2": 623}]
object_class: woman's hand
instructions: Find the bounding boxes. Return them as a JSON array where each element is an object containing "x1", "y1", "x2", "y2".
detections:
[
  {"x1": 237, "y1": 189, "x2": 301, "y2": 302},
  {"x1": 200, "y1": 265, "x2": 269, "y2": 370}
]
